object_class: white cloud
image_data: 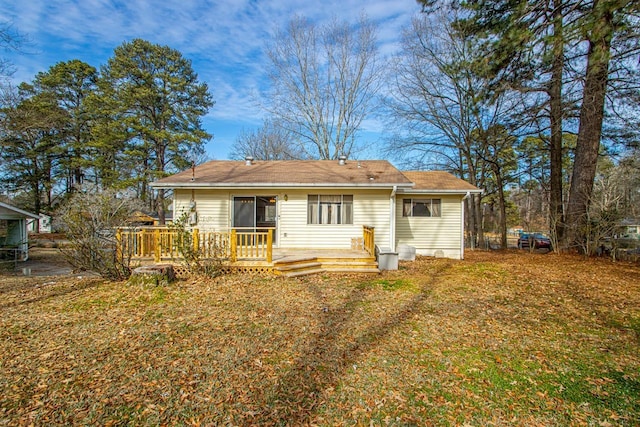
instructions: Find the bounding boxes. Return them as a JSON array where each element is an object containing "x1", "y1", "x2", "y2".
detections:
[{"x1": 1, "y1": 0, "x2": 419, "y2": 158}]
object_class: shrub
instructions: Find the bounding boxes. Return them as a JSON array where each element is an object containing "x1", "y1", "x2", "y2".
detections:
[
  {"x1": 169, "y1": 211, "x2": 224, "y2": 278},
  {"x1": 56, "y1": 188, "x2": 142, "y2": 280}
]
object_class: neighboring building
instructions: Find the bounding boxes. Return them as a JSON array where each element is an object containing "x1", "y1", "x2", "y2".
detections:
[
  {"x1": 152, "y1": 158, "x2": 482, "y2": 259},
  {"x1": 0, "y1": 201, "x2": 40, "y2": 261},
  {"x1": 619, "y1": 218, "x2": 640, "y2": 239},
  {"x1": 27, "y1": 213, "x2": 52, "y2": 233}
]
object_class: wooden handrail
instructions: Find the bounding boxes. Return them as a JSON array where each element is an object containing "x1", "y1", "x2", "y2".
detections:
[
  {"x1": 118, "y1": 227, "x2": 272, "y2": 262},
  {"x1": 363, "y1": 225, "x2": 375, "y2": 256}
]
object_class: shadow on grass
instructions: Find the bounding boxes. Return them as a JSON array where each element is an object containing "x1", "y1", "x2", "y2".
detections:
[{"x1": 256, "y1": 262, "x2": 453, "y2": 424}]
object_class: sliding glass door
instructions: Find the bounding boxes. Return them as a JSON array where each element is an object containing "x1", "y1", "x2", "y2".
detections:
[{"x1": 233, "y1": 196, "x2": 277, "y2": 243}]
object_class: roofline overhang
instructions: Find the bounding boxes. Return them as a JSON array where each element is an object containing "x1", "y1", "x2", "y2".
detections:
[
  {"x1": 397, "y1": 189, "x2": 483, "y2": 195},
  {"x1": 0, "y1": 201, "x2": 40, "y2": 219},
  {"x1": 151, "y1": 182, "x2": 415, "y2": 190}
]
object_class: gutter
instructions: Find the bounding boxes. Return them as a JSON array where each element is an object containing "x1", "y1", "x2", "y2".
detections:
[
  {"x1": 390, "y1": 185, "x2": 397, "y2": 251},
  {"x1": 461, "y1": 191, "x2": 471, "y2": 259},
  {"x1": 151, "y1": 182, "x2": 414, "y2": 190},
  {"x1": 397, "y1": 189, "x2": 483, "y2": 195}
]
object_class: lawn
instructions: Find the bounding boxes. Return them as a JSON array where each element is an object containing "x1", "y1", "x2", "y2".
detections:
[{"x1": 1, "y1": 251, "x2": 638, "y2": 426}]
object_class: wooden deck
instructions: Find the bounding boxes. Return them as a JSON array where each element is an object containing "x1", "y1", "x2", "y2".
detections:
[{"x1": 119, "y1": 226, "x2": 379, "y2": 277}]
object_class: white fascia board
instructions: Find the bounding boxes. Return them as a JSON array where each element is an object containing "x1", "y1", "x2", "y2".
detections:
[{"x1": 0, "y1": 201, "x2": 40, "y2": 219}]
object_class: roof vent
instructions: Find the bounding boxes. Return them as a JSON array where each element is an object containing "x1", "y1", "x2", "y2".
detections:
[
  {"x1": 338, "y1": 155, "x2": 347, "y2": 166},
  {"x1": 245, "y1": 156, "x2": 254, "y2": 166}
]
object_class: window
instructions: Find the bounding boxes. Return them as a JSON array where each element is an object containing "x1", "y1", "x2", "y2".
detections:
[
  {"x1": 403, "y1": 198, "x2": 441, "y2": 217},
  {"x1": 308, "y1": 195, "x2": 353, "y2": 224}
]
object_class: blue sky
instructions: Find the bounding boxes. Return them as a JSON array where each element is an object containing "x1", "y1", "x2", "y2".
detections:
[{"x1": 0, "y1": 0, "x2": 421, "y2": 160}]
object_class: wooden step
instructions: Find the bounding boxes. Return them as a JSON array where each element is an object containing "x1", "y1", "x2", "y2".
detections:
[
  {"x1": 316, "y1": 257, "x2": 376, "y2": 264},
  {"x1": 273, "y1": 256, "x2": 317, "y2": 266},
  {"x1": 279, "y1": 268, "x2": 325, "y2": 278},
  {"x1": 274, "y1": 261, "x2": 322, "y2": 273},
  {"x1": 273, "y1": 254, "x2": 379, "y2": 277},
  {"x1": 321, "y1": 260, "x2": 378, "y2": 267},
  {"x1": 323, "y1": 267, "x2": 380, "y2": 274}
]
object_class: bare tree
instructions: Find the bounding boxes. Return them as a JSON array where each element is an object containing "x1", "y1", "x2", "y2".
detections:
[
  {"x1": 229, "y1": 119, "x2": 306, "y2": 160},
  {"x1": 264, "y1": 15, "x2": 383, "y2": 160},
  {"x1": 56, "y1": 188, "x2": 143, "y2": 280},
  {"x1": 387, "y1": 10, "x2": 516, "y2": 246},
  {"x1": 0, "y1": 21, "x2": 25, "y2": 81}
]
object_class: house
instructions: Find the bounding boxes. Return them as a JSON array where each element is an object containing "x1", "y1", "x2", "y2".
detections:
[
  {"x1": 619, "y1": 218, "x2": 640, "y2": 239},
  {"x1": 0, "y1": 201, "x2": 40, "y2": 261},
  {"x1": 150, "y1": 158, "x2": 481, "y2": 261},
  {"x1": 27, "y1": 213, "x2": 52, "y2": 233}
]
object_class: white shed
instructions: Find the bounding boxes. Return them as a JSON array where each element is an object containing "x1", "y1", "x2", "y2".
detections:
[{"x1": 0, "y1": 201, "x2": 40, "y2": 261}]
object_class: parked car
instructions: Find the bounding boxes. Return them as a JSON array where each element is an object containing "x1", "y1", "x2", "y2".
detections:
[{"x1": 518, "y1": 233, "x2": 552, "y2": 250}]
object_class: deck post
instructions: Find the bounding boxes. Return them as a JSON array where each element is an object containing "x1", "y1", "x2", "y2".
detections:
[
  {"x1": 230, "y1": 229, "x2": 237, "y2": 262},
  {"x1": 363, "y1": 225, "x2": 375, "y2": 256},
  {"x1": 266, "y1": 229, "x2": 273, "y2": 263},
  {"x1": 154, "y1": 228, "x2": 161, "y2": 263},
  {"x1": 192, "y1": 228, "x2": 199, "y2": 254},
  {"x1": 115, "y1": 228, "x2": 122, "y2": 262}
]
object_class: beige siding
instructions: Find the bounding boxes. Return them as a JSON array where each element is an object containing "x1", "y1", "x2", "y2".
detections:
[
  {"x1": 173, "y1": 189, "x2": 230, "y2": 231},
  {"x1": 278, "y1": 189, "x2": 391, "y2": 249},
  {"x1": 395, "y1": 194, "x2": 463, "y2": 259},
  {"x1": 173, "y1": 188, "x2": 392, "y2": 249}
]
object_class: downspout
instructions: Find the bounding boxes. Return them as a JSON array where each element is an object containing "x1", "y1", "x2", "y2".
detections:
[
  {"x1": 461, "y1": 192, "x2": 470, "y2": 259},
  {"x1": 390, "y1": 186, "x2": 397, "y2": 251}
]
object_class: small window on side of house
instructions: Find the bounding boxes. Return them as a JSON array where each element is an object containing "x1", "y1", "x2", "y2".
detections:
[{"x1": 403, "y1": 198, "x2": 441, "y2": 217}]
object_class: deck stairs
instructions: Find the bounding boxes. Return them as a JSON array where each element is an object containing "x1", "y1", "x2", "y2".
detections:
[{"x1": 273, "y1": 254, "x2": 379, "y2": 277}]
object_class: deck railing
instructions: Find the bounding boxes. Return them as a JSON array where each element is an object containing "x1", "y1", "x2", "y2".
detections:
[
  {"x1": 118, "y1": 225, "x2": 372, "y2": 264},
  {"x1": 363, "y1": 225, "x2": 375, "y2": 256},
  {"x1": 117, "y1": 227, "x2": 273, "y2": 263}
]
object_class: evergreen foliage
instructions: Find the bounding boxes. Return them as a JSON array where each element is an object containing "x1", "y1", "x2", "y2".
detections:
[{"x1": 0, "y1": 40, "x2": 214, "y2": 221}]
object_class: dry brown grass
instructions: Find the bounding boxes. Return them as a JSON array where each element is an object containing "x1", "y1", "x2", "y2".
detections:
[{"x1": 0, "y1": 250, "x2": 638, "y2": 426}]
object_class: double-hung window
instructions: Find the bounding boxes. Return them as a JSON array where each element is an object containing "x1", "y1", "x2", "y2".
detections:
[
  {"x1": 403, "y1": 198, "x2": 441, "y2": 217},
  {"x1": 307, "y1": 195, "x2": 353, "y2": 224}
]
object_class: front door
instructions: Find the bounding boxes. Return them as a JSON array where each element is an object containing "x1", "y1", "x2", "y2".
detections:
[{"x1": 233, "y1": 196, "x2": 277, "y2": 244}]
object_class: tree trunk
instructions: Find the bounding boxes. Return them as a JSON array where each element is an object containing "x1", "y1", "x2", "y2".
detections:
[
  {"x1": 565, "y1": 1, "x2": 613, "y2": 249},
  {"x1": 474, "y1": 193, "x2": 484, "y2": 248},
  {"x1": 157, "y1": 188, "x2": 166, "y2": 225},
  {"x1": 466, "y1": 197, "x2": 475, "y2": 249},
  {"x1": 494, "y1": 165, "x2": 508, "y2": 249},
  {"x1": 549, "y1": 0, "x2": 565, "y2": 245}
]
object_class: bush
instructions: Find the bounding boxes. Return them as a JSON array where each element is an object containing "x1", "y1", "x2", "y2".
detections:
[
  {"x1": 56, "y1": 188, "x2": 142, "y2": 280},
  {"x1": 169, "y1": 211, "x2": 224, "y2": 278}
]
